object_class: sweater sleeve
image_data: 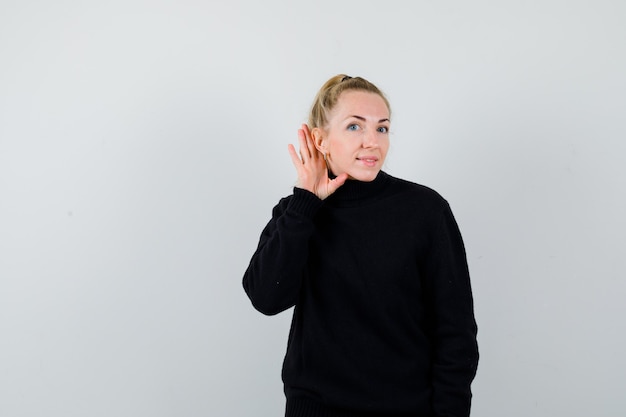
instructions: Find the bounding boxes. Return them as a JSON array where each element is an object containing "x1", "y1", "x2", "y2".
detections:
[
  {"x1": 242, "y1": 188, "x2": 324, "y2": 316},
  {"x1": 423, "y1": 203, "x2": 479, "y2": 417}
]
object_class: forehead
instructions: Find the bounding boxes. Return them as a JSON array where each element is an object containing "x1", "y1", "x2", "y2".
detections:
[{"x1": 331, "y1": 90, "x2": 390, "y2": 119}]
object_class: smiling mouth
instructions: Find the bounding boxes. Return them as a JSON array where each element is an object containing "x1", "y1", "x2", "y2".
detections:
[{"x1": 357, "y1": 157, "x2": 379, "y2": 166}]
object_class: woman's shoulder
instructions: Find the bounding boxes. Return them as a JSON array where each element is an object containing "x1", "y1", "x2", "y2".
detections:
[{"x1": 383, "y1": 172, "x2": 449, "y2": 208}]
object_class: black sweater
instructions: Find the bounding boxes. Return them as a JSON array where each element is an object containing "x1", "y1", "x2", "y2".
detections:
[{"x1": 243, "y1": 171, "x2": 478, "y2": 417}]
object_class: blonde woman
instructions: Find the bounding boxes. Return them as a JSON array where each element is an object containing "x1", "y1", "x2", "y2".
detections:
[{"x1": 243, "y1": 75, "x2": 478, "y2": 417}]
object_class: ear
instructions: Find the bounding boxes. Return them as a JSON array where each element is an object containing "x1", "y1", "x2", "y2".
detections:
[{"x1": 311, "y1": 127, "x2": 327, "y2": 153}]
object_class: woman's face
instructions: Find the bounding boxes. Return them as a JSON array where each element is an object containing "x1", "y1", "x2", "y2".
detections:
[{"x1": 314, "y1": 90, "x2": 390, "y2": 182}]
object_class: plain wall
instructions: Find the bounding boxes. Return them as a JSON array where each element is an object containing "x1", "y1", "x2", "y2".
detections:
[{"x1": 1, "y1": 1, "x2": 625, "y2": 416}]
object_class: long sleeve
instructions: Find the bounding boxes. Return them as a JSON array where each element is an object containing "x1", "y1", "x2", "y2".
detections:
[
  {"x1": 242, "y1": 188, "x2": 324, "y2": 316},
  {"x1": 423, "y1": 203, "x2": 479, "y2": 417}
]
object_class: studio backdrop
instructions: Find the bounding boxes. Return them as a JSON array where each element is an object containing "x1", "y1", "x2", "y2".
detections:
[{"x1": 1, "y1": 1, "x2": 625, "y2": 416}]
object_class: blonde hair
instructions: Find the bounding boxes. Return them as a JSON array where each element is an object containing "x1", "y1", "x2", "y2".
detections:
[{"x1": 308, "y1": 74, "x2": 391, "y2": 129}]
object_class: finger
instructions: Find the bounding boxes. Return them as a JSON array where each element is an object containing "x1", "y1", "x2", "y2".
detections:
[
  {"x1": 328, "y1": 173, "x2": 348, "y2": 194},
  {"x1": 297, "y1": 128, "x2": 310, "y2": 161},
  {"x1": 288, "y1": 144, "x2": 303, "y2": 169},
  {"x1": 301, "y1": 123, "x2": 311, "y2": 138},
  {"x1": 302, "y1": 124, "x2": 317, "y2": 159}
]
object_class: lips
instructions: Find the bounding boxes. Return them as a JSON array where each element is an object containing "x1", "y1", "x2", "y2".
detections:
[{"x1": 356, "y1": 156, "x2": 379, "y2": 167}]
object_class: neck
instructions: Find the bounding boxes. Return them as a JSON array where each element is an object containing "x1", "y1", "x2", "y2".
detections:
[{"x1": 326, "y1": 171, "x2": 389, "y2": 207}]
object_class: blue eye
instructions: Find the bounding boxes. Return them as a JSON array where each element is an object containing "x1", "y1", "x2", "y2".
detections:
[
  {"x1": 377, "y1": 126, "x2": 389, "y2": 133},
  {"x1": 347, "y1": 124, "x2": 359, "y2": 131}
]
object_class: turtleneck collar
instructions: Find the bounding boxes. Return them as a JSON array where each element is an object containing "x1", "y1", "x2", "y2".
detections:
[{"x1": 325, "y1": 171, "x2": 391, "y2": 207}]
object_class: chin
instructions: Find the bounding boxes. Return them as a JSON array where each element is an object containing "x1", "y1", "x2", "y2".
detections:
[{"x1": 348, "y1": 170, "x2": 380, "y2": 182}]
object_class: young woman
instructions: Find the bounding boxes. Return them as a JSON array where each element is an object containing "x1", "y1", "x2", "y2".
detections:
[{"x1": 243, "y1": 75, "x2": 478, "y2": 417}]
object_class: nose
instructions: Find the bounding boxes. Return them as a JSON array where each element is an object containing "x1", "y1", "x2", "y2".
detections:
[{"x1": 363, "y1": 128, "x2": 378, "y2": 148}]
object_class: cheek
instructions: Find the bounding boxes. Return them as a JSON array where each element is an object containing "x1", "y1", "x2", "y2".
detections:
[
  {"x1": 380, "y1": 139, "x2": 390, "y2": 155},
  {"x1": 329, "y1": 139, "x2": 351, "y2": 157}
]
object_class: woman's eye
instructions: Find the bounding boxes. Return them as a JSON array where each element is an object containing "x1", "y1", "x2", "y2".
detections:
[
  {"x1": 377, "y1": 126, "x2": 389, "y2": 133},
  {"x1": 347, "y1": 124, "x2": 359, "y2": 131}
]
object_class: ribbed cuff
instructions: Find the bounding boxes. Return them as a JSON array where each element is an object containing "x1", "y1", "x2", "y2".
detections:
[
  {"x1": 288, "y1": 187, "x2": 324, "y2": 219},
  {"x1": 285, "y1": 397, "x2": 336, "y2": 417}
]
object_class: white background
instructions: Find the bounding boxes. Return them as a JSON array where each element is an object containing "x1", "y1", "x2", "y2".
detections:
[{"x1": 1, "y1": 1, "x2": 625, "y2": 416}]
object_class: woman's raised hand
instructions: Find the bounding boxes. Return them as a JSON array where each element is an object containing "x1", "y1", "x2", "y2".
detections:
[{"x1": 288, "y1": 124, "x2": 347, "y2": 200}]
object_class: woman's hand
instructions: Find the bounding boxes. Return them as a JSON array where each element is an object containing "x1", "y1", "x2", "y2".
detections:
[{"x1": 288, "y1": 124, "x2": 347, "y2": 200}]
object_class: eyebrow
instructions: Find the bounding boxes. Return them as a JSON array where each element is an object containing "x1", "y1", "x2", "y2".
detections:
[{"x1": 347, "y1": 115, "x2": 390, "y2": 123}]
